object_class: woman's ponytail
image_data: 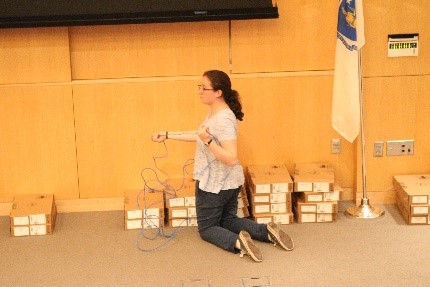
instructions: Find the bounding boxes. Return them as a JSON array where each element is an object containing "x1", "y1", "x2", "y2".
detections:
[{"x1": 225, "y1": 89, "x2": 244, "y2": 121}]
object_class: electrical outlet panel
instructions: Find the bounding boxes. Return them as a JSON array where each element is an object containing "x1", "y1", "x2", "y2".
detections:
[
  {"x1": 374, "y1": 141, "x2": 384, "y2": 157},
  {"x1": 331, "y1": 138, "x2": 341, "y2": 154},
  {"x1": 386, "y1": 140, "x2": 414, "y2": 156}
]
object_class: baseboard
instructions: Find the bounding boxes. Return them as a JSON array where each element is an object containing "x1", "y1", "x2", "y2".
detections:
[
  {"x1": 339, "y1": 187, "x2": 354, "y2": 201},
  {"x1": 55, "y1": 197, "x2": 125, "y2": 213},
  {"x1": 355, "y1": 190, "x2": 396, "y2": 205},
  {"x1": 0, "y1": 197, "x2": 125, "y2": 216}
]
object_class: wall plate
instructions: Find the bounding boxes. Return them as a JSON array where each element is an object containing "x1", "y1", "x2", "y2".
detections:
[
  {"x1": 386, "y1": 140, "x2": 414, "y2": 156},
  {"x1": 374, "y1": 141, "x2": 383, "y2": 157},
  {"x1": 331, "y1": 138, "x2": 341, "y2": 154}
]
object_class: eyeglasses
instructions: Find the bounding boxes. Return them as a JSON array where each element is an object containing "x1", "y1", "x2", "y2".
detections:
[{"x1": 197, "y1": 85, "x2": 215, "y2": 92}]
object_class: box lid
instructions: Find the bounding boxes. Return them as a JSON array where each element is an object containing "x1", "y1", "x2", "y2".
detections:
[
  {"x1": 10, "y1": 194, "x2": 54, "y2": 217},
  {"x1": 248, "y1": 164, "x2": 293, "y2": 184},
  {"x1": 294, "y1": 163, "x2": 335, "y2": 183},
  {"x1": 124, "y1": 189, "x2": 164, "y2": 210},
  {"x1": 393, "y1": 174, "x2": 430, "y2": 196}
]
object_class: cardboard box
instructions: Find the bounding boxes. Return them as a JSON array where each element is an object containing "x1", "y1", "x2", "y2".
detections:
[
  {"x1": 396, "y1": 194, "x2": 429, "y2": 225},
  {"x1": 293, "y1": 163, "x2": 335, "y2": 192},
  {"x1": 294, "y1": 163, "x2": 334, "y2": 174},
  {"x1": 393, "y1": 174, "x2": 430, "y2": 205},
  {"x1": 251, "y1": 194, "x2": 270, "y2": 204},
  {"x1": 187, "y1": 217, "x2": 198, "y2": 226},
  {"x1": 10, "y1": 194, "x2": 57, "y2": 236},
  {"x1": 252, "y1": 203, "x2": 271, "y2": 214},
  {"x1": 166, "y1": 207, "x2": 197, "y2": 222},
  {"x1": 125, "y1": 217, "x2": 163, "y2": 230},
  {"x1": 238, "y1": 196, "x2": 249, "y2": 209},
  {"x1": 247, "y1": 164, "x2": 293, "y2": 194},
  {"x1": 251, "y1": 201, "x2": 292, "y2": 215},
  {"x1": 238, "y1": 189, "x2": 249, "y2": 207},
  {"x1": 293, "y1": 197, "x2": 338, "y2": 223},
  {"x1": 410, "y1": 205, "x2": 430, "y2": 216},
  {"x1": 237, "y1": 206, "x2": 250, "y2": 218},
  {"x1": 11, "y1": 225, "x2": 56, "y2": 237},
  {"x1": 253, "y1": 212, "x2": 294, "y2": 225},
  {"x1": 300, "y1": 191, "x2": 340, "y2": 202},
  {"x1": 124, "y1": 189, "x2": 164, "y2": 230},
  {"x1": 163, "y1": 178, "x2": 197, "y2": 228},
  {"x1": 295, "y1": 213, "x2": 337, "y2": 223},
  {"x1": 187, "y1": 207, "x2": 197, "y2": 218},
  {"x1": 240, "y1": 185, "x2": 248, "y2": 198},
  {"x1": 271, "y1": 202, "x2": 289, "y2": 213},
  {"x1": 295, "y1": 198, "x2": 338, "y2": 214},
  {"x1": 246, "y1": 164, "x2": 294, "y2": 223},
  {"x1": 393, "y1": 174, "x2": 430, "y2": 225},
  {"x1": 270, "y1": 192, "x2": 290, "y2": 203},
  {"x1": 169, "y1": 218, "x2": 188, "y2": 227},
  {"x1": 165, "y1": 179, "x2": 197, "y2": 226},
  {"x1": 164, "y1": 178, "x2": 196, "y2": 208},
  {"x1": 250, "y1": 193, "x2": 292, "y2": 205},
  {"x1": 124, "y1": 189, "x2": 164, "y2": 213},
  {"x1": 168, "y1": 207, "x2": 188, "y2": 219}
]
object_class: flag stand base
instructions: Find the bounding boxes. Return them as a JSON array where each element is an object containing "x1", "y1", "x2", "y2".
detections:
[{"x1": 344, "y1": 198, "x2": 385, "y2": 219}]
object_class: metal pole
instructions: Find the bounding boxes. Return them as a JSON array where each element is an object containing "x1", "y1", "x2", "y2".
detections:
[
  {"x1": 359, "y1": 49, "x2": 367, "y2": 199},
  {"x1": 345, "y1": 49, "x2": 385, "y2": 219}
]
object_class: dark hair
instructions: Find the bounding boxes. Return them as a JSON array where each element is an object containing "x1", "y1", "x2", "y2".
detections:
[{"x1": 203, "y1": 70, "x2": 244, "y2": 121}]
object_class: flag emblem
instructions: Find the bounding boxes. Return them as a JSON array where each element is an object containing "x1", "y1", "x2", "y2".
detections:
[
  {"x1": 337, "y1": 0, "x2": 360, "y2": 51},
  {"x1": 339, "y1": 0, "x2": 357, "y2": 40}
]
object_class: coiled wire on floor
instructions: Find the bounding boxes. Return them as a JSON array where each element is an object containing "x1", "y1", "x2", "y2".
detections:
[{"x1": 136, "y1": 141, "x2": 194, "y2": 252}]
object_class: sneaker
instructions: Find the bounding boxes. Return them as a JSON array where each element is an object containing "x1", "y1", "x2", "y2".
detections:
[
  {"x1": 238, "y1": 231, "x2": 262, "y2": 262},
  {"x1": 267, "y1": 222, "x2": 294, "y2": 251}
]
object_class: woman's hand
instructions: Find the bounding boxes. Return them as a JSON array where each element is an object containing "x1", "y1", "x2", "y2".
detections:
[
  {"x1": 197, "y1": 125, "x2": 211, "y2": 144},
  {"x1": 152, "y1": 131, "x2": 167, "y2": 142}
]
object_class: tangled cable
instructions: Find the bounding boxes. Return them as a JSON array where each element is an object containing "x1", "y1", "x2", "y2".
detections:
[{"x1": 136, "y1": 141, "x2": 194, "y2": 252}]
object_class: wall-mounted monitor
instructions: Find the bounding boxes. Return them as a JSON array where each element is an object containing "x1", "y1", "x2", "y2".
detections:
[{"x1": 0, "y1": 0, "x2": 279, "y2": 29}]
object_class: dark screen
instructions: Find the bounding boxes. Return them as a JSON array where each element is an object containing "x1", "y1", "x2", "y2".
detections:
[{"x1": 0, "y1": 0, "x2": 278, "y2": 28}]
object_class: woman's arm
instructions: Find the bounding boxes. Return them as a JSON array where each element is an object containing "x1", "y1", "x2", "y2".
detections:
[
  {"x1": 197, "y1": 126, "x2": 238, "y2": 166},
  {"x1": 208, "y1": 139, "x2": 239, "y2": 167},
  {"x1": 152, "y1": 130, "x2": 198, "y2": 142}
]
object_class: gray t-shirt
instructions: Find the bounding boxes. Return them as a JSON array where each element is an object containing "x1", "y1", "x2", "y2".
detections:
[{"x1": 193, "y1": 109, "x2": 245, "y2": 194}]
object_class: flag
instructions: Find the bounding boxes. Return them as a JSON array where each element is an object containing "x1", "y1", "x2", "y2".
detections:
[{"x1": 332, "y1": 0, "x2": 365, "y2": 143}]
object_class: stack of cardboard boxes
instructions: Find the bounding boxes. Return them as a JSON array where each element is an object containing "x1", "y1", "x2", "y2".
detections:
[
  {"x1": 164, "y1": 178, "x2": 197, "y2": 227},
  {"x1": 124, "y1": 177, "x2": 197, "y2": 230},
  {"x1": 124, "y1": 163, "x2": 343, "y2": 229},
  {"x1": 292, "y1": 163, "x2": 339, "y2": 223},
  {"x1": 394, "y1": 174, "x2": 430, "y2": 225},
  {"x1": 10, "y1": 194, "x2": 57, "y2": 236},
  {"x1": 124, "y1": 188, "x2": 165, "y2": 230},
  {"x1": 245, "y1": 164, "x2": 294, "y2": 225}
]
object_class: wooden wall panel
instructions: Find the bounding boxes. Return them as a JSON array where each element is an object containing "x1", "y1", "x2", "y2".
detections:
[
  {"x1": 231, "y1": 1, "x2": 338, "y2": 73},
  {"x1": 69, "y1": 22, "x2": 230, "y2": 80},
  {"x1": 364, "y1": 1, "x2": 430, "y2": 77},
  {"x1": 0, "y1": 85, "x2": 79, "y2": 201},
  {"x1": 356, "y1": 76, "x2": 430, "y2": 198},
  {"x1": 233, "y1": 75, "x2": 355, "y2": 189},
  {"x1": 0, "y1": 27, "x2": 71, "y2": 84},
  {"x1": 72, "y1": 80, "x2": 206, "y2": 198}
]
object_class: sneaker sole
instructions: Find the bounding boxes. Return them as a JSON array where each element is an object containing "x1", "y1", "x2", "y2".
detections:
[
  {"x1": 239, "y1": 231, "x2": 262, "y2": 262},
  {"x1": 267, "y1": 223, "x2": 294, "y2": 251}
]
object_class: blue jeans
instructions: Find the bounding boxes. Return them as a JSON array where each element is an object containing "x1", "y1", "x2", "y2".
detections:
[{"x1": 195, "y1": 182, "x2": 270, "y2": 253}]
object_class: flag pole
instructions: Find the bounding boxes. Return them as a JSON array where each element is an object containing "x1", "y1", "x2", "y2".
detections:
[{"x1": 345, "y1": 49, "x2": 385, "y2": 219}]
